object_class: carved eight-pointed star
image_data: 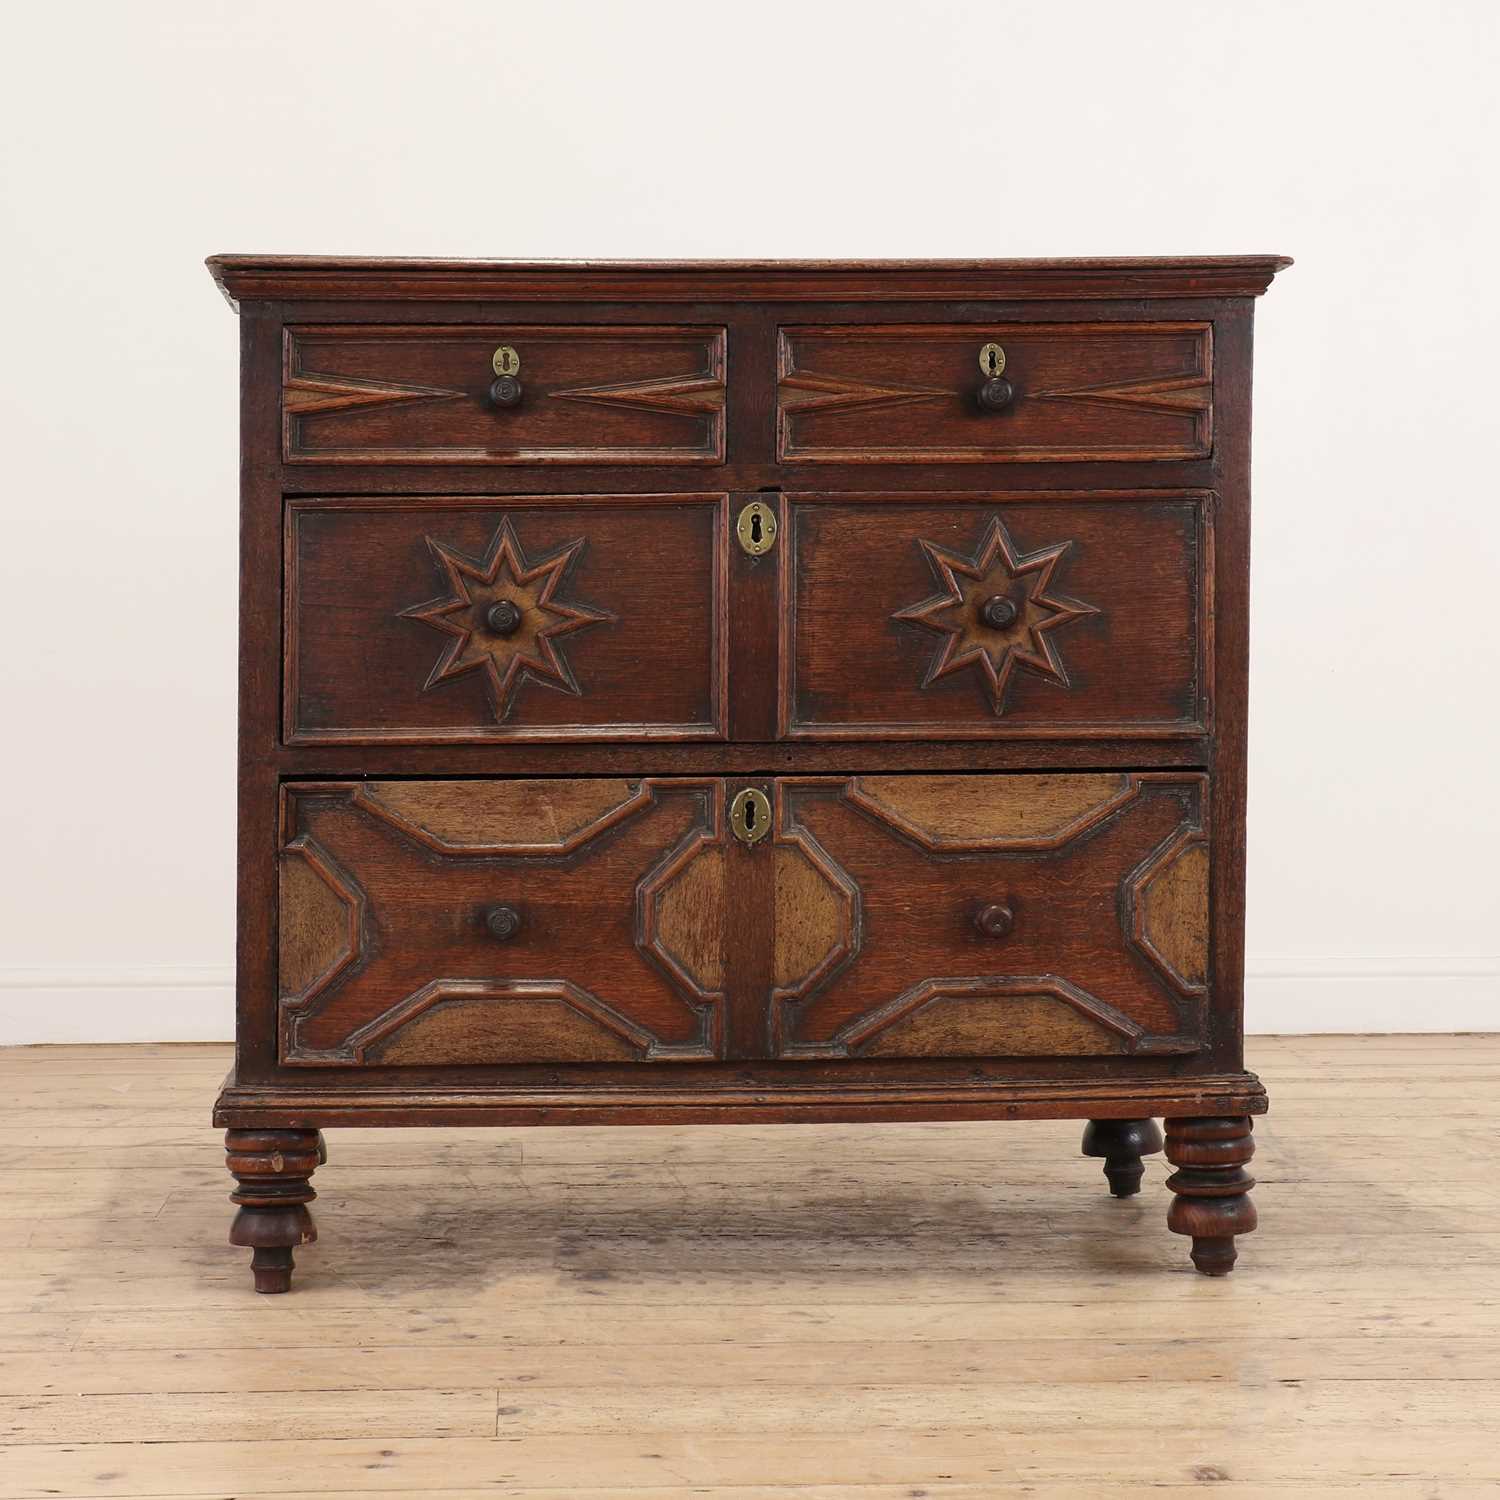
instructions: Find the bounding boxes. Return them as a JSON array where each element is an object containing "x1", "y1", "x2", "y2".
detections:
[
  {"x1": 400, "y1": 519, "x2": 609, "y2": 722},
  {"x1": 893, "y1": 515, "x2": 1098, "y2": 715}
]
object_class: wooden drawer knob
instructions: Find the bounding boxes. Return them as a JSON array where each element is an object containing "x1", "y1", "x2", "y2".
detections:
[
  {"x1": 974, "y1": 903, "x2": 1015, "y2": 939},
  {"x1": 977, "y1": 376, "x2": 1014, "y2": 412},
  {"x1": 485, "y1": 905, "x2": 522, "y2": 941},
  {"x1": 485, "y1": 600, "x2": 522, "y2": 636},
  {"x1": 488, "y1": 374, "x2": 524, "y2": 408},
  {"x1": 979, "y1": 595, "x2": 1018, "y2": 629}
]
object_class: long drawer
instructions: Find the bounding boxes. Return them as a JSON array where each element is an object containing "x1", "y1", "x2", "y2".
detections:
[
  {"x1": 278, "y1": 774, "x2": 1210, "y2": 1067},
  {"x1": 284, "y1": 491, "x2": 1210, "y2": 746}
]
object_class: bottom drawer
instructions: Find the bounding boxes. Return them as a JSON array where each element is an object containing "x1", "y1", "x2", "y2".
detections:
[{"x1": 278, "y1": 773, "x2": 1209, "y2": 1066}]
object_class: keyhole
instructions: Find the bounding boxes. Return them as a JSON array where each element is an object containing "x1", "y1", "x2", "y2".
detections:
[
  {"x1": 736, "y1": 501, "x2": 777, "y2": 556},
  {"x1": 987, "y1": 349, "x2": 996, "y2": 373},
  {"x1": 743, "y1": 797, "x2": 758, "y2": 833}
]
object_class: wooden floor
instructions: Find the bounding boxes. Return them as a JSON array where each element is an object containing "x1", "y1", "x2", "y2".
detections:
[{"x1": 1, "y1": 1037, "x2": 1498, "y2": 1498}]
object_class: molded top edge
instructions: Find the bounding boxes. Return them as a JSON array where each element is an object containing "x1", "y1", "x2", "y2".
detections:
[{"x1": 206, "y1": 254, "x2": 1293, "y2": 310}]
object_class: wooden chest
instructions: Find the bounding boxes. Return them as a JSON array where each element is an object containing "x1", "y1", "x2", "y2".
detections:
[{"x1": 209, "y1": 255, "x2": 1289, "y2": 1290}]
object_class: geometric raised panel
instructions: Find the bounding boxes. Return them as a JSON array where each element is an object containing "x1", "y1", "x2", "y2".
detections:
[
  {"x1": 400, "y1": 518, "x2": 610, "y2": 724},
  {"x1": 640, "y1": 815, "x2": 728, "y2": 1007},
  {"x1": 351, "y1": 779, "x2": 648, "y2": 855},
  {"x1": 277, "y1": 837, "x2": 362, "y2": 1006},
  {"x1": 1128, "y1": 831, "x2": 1210, "y2": 994},
  {"x1": 771, "y1": 793, "x2": 860, "y2": 1014},
  {"x1": 846, "y1": 773, "x2": 1134, "y2": 850},
  {"x1": 853, "y1": 980, "x2": 1138, "y2": 1059},
  {"x1": 892, "y1": 515, "x2": 1098, "y2": 716}
]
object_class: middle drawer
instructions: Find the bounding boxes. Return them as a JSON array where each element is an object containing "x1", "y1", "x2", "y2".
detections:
[{"x1": 286, "y1": 491, "x2": 1210, "y2": 745}]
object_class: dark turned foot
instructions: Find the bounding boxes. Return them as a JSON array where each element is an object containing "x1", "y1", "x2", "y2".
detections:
[
  {"x1": 1164, "y1": 1116, "x2": 1257, "y2": 1275},
  {"x1": 225, "y1": 1128, "x2": 321, "y2": 1293},
  {"x1": 1081, "y1": 1117, "x2": 1164, "y2": 1197}
]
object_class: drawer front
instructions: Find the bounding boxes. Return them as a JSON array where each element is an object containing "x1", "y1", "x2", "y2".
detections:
[
  {"x1": 284, "y1": 325, "x2": 726, "y2": 464},
  {"x1": 781, "y1": 494, "x2": 1210, "y2": 740},
  {"x1": 777, "y1": 322, "x2": 1212, "y2": 462},
  {"x1": 286, "y1": 497, "x2": 727, "y2": 743},
  {"x1": 279, "y1": 779, "x2": 731, "y2": 1065},
  {"x1": 279, "y1": 773, "x2": 1207, "y2": 1069},
  {"x1": 770, "y1": 772, "x2": 1208, "y2": 1059}
]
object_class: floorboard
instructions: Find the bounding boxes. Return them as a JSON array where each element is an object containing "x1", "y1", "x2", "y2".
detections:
[{"x1": 0, "y1": 1036, "x2": 1496, "y2": 1495}]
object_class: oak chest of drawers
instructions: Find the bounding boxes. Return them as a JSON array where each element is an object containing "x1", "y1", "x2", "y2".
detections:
[{"x1": 209, "y1": 255, "x2": 1289, "y2": 1290}]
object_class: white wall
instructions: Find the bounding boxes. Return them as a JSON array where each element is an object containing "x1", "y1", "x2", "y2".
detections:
[{"x1": 2, "y1": 0, "x2": 1496, "y2": 1042}]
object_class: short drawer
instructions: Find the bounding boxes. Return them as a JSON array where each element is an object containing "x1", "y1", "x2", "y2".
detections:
[
  {"x1": 284, "y1": 324, "x2": 726, "y2": 463},
  {"x1": 777, "y1": 322, "x2": 1212, "y2": 462},
  {"x1": 285, "y1": 496, "x2": 727, "y2": 743},
  {"x1": 780, "y1": 492, "x2": 1211, "y2": 740}
]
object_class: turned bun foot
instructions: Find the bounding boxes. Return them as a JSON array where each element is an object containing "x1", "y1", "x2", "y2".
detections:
[
  {"x1": 1165, "y1": 1116, "x2": 1257, "y2": 1275},
  {"x1": 246, "y1": 1242, "x2": 297, "y2": 1294},
  {"x1": 224, "y1": 1129, "x2": 322, "y2": 1294},
  {"x1": 1081, "y1": 1117, "x2": 1164, "y2": 1197}
]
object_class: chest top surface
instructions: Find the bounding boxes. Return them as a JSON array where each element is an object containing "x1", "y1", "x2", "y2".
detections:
[{"x1": 209, "y1": 254, "x2": 1292, "y2": 307}]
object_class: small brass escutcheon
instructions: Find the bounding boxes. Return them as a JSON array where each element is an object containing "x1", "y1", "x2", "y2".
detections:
[
  {"x1": 729, "y1": 787, "x2": 772, "y2": 845},
  {"x1": 979, "y1": 342, "x2": 1006, "y2": 377},
  {"x1": 491, "y1": 345, "x2": 521, "y2": 377},
  {"x1": 735, "y1": 500, "x2": 778, "y2": 557}
]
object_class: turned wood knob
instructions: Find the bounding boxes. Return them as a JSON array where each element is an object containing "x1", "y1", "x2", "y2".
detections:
[
  {"x1": 485, "y1": 905, "x2": 522, "y2": 941},
  {"x1": 974, "y1": 903, "x2": 1015, "y2": 939},
  {"x1": 485, "y1": 600, "x2": 522, "y2": 635},
  {"x1": 977, "y1": 376, "x2": 1014, "y2": 412},
  {"x1": 489, "y1": 374, "x2": 524, "y2": 408},
  {"x1": 979, "y1": 595, "x2": 1018, "y2": 629}
]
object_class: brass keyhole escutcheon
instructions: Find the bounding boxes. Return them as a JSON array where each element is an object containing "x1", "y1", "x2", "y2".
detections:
[
  {"x1": 979, "y1": 342, "x2": 1006, "y2": 377},
  {"x1": 491, "y1": 345, "x2": 521, "y2": 377},
  {"x1": 730, "y1": 787, "x2": 771, "y2": 845},
  {"x1": 735, "y1": 500, "x2": 778, "y2": 557}
]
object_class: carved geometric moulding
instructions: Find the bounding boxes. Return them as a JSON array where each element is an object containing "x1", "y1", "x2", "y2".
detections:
[
  {"x1": 401, "y1": 518, "x2": 610, "y2": 722},
  {"x1": 893, "y1": 514, "x2": 1097, "y2": 715}
]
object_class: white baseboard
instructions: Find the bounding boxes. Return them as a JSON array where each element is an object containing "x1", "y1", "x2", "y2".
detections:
[
  {"x1": 0, "y1": 967, "x2": 235, "y2": 1044},
  {"x1": 1244, "y1": 956, "x2": 1499, "y2": 1034},
  {"x1": 0, "y1": 958, "x2": 1496, "y2": 1045}
]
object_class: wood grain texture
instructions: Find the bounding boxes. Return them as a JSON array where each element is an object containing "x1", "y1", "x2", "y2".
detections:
[
  {"x1": 276, "y1": 773, "x2": 1210, "y2": 1073},
  {"x1": 351, "y1": 779, "x2": 645, "y2": 854},
  {"x1": 284, "y1": 324, "x2": 726, "y2": 463},
  {"x1": 778, "y1": 323, "x2": 1212, "y2": 462},
  {"x1": 285, "y1": 496, "x2": 729, "y2": 743},
  {"x1": 208, "y1": 253, "x2": 1293, "y2": 306},
  {"x1": 1165, "y1": 1115, "x2": 1258, "y2": 1274},
  {"x1": 223, "y1": 1127, "x2": 320, "y2": 1293},
  {"x1": 277, "y1": 780, "x2": 729, "y2": 1066},
  {"x1": 9, "y1": 1037, "x2": 1499, "y2": 1500},
  {"x1": 771, "y1": 773, "x2": 1209, "y2": 1060},
  {"x1": 780, "y1": 493, "x2": 1211, "y2": 739},
  {"x1": 1132, "y1": 834, "x2": 1210, "y2": 992},
  {"x1": 845, "y1": 772, "x2": 1133, "y2": 848}
]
